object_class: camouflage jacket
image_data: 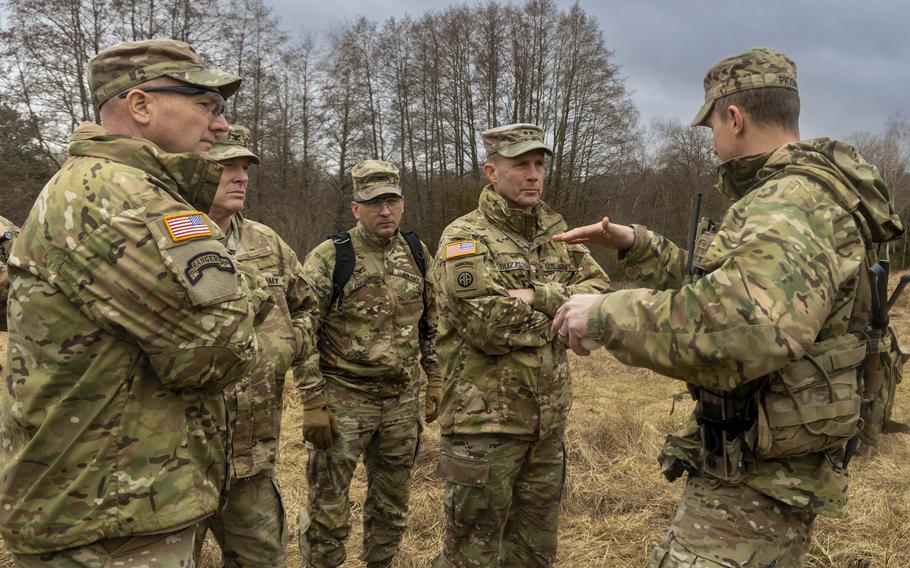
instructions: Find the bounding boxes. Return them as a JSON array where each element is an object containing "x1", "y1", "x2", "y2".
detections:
[
  {"x1": 434, "y1": 186, "x2": 611, "y2": 437},
  {"x1": 224, "y1": 214, "x2": 309, "y2": 478},
  {"x1": 296, "y1": 223, "x2": 441, "y2": 398},
  {"x1": 0, "y1": 122, "x2": 264, "y2": 553},
  {"x1": 591, "y1": 139, "x2": 899, "y2": 517},
  {"x1": 0, "y1": 215, "x2": 18, "y2": 332}
]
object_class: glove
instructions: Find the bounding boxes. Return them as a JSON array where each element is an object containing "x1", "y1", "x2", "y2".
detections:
[
  {"x1": 424, "y1": 376, "x2": 443, "y2": 423},
  {"x1": 302, "y1": 391, "x2": 339, "y2": 450}
]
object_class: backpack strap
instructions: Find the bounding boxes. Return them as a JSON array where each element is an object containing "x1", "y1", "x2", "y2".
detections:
[
  {"x1": 401, "y1": 230, "x2": 427, "y2": 276},
  {"x1": 329, "y1": 232, "x2": 355, "y2": 312},
  {"x1": 401, "y1": 230, "x2": 430, "y2": 336}
]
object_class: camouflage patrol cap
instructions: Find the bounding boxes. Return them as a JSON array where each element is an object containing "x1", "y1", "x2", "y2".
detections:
[
  {"x1": 209, "y1": 125, "x2": 260, "y2": 165},
  {"x1": 483, "y1": 123, "x2": 552, "y2": 159},
  {"x1": 89, "y1": 39, "x2": 242, "y2": 108},
  {"x1": 691, "y1": 47, "x2": 798, "y2": 127},
  {"x1": 351, "y1": 160, "x2": 401, "y2": 201}
]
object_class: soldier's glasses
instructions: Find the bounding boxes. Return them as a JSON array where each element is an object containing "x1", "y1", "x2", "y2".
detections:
[
  {"x1": 357, "y1": 196, "x2": 403, "y2": 211},
  {"x1": 117, "y1": 86, "x2": 226, "y2": 117}
]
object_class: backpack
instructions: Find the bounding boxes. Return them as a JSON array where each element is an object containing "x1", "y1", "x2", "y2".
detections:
[
  {"x1": 328, "y1": 230, "x2": 429, "y2": 336},
  {"x1": 767, "y1": 146, "x2": 908, "y2": 459}
]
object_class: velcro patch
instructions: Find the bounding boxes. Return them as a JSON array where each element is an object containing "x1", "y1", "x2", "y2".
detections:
[
  {"x1": 451, "y1": 258, "x2": 478, "y2": 293},
  {"x1": 184, "y1": 252, "x2": 236, "y2": 285},
  {"x1": 163, "y1": 212, "x2": 212, "y2": 241},
  {"x1": 392, "y1": 268, "x2": 422, "y2": 284},
  {"x1": 543, "y1": 261, "x2": 573, "y2": 271},
  {"x1": 445, "y1": 240, "x2": 477, "y2": 259},
  {"x1": 497, "y1": 261, "x2": 530, "y2": 272}
]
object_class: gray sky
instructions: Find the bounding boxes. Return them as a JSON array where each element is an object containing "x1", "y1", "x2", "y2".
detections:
[{"x1": 277, "y1": 0, "x2": 909, "y2": 139}]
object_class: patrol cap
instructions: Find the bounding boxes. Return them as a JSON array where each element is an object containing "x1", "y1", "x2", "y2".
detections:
[
  {"x1": 691, "y1": 47, "x2": 798, "y2": 127},
  {"x1": 352, "y1": 160, "x2": 401, "y2": 201},
  {"x1": 89, "y1": 39, "x2": 242, "y2": 108},
  {"x1": 209, "y1": 125, "x2": 260, "y2": 165},
  {"x1": 482, "y1": 123, "x2": 552, "y2": 159}
]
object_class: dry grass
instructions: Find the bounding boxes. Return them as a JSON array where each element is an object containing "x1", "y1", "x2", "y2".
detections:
[{"x1": 1, "y1": 273, "x2": 910, "y2": 567}]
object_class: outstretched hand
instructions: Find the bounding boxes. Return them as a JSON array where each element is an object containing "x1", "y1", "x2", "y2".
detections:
[{"x1": 553, "y1": 217, "x2": 634, "y2": 251}]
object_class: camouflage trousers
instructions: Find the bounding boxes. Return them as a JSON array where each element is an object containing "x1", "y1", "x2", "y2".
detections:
[
  {"x1": 193, "y1": 470, "x2": 287, "y2": 567},
  {"x1": 298, "y1": 381, "x2": 420, "y2": 568},
  {"x1": 12, "y1": 525, "x2": 197, "y2": 567},
  {"x1": 649, "y1": 475, "x2": 816, "y2": 567},
  {"x1": 432, "y1": 426, "x2": 566, "y2": 568}
]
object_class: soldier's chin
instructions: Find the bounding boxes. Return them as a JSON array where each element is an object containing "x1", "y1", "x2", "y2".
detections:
[{"x1": 375, "y1": 223, "x2": 398, "y2": 236}]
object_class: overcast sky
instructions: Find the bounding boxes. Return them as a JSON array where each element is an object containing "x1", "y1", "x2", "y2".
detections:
[{"x1": 276, "y1": 0, "x2": 908, "y2": 140}]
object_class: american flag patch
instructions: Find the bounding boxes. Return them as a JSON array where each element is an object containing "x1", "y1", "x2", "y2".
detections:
[
  {"x1": 163, "y1": 212, "x2": 212, "y2": 241},
  {"x1": 445, "y1": 240, "x2": 477, "y2": 259}
]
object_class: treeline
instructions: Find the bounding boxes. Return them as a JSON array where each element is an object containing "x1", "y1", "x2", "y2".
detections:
[{"x1": 1, "y1": 0, "x2": 908, "y2": 269}]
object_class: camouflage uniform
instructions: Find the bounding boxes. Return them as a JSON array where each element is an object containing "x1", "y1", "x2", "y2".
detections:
[
  {"x1": 585, "y1": 49, "x2": 904, "y2": 567},
  {"x1": 297, "y1": 161, "x2": 441, "y2": 568},
  {"x1": 193, "y1": 128, "x2": 309, "y2": 567},
  {"x1": 0, "y1": 215, "x2": 18, "y2": 331},
  {"x1": 432, "y1": 124, "x2": 610, "y2": 567},
  {"x1": 14, "y1": 525, "x2": 198, "y2": 567},
  {"x1": 0, "y1": 41, "x2": 260, "y2": 561}
]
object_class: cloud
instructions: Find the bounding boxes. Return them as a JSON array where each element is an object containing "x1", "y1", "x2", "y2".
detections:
[{"x1": 273, "y1": 0, "x2": 909, "y2": 137}]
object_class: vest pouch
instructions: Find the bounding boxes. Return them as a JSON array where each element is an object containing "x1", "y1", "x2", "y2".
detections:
[
  {"x1": 756, "y1": 334, "x2": 865, "y2": 459},
  {"x1": 701, "y1": 426, "x2": 747, "y2": 483}
]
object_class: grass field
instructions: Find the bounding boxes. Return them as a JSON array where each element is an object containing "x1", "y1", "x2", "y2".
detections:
[{"x1": 1, "y1": 277, "x2": 909, "y2": 567}]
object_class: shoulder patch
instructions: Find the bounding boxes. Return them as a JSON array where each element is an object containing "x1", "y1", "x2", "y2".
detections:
[
  {"x1": 163, "y1": 212, "x2": 212, "y2": 242},
  {"x1": 445, "y1": 240, "x2": 477, "y2": 259},
  {"x1": 184, "y1": 251, "x2": 236, "y2": 285}
]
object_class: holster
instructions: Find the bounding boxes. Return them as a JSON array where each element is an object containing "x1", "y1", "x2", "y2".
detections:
[{"x1": 694, "y1": 387, "x2": 758, "y2": 483}]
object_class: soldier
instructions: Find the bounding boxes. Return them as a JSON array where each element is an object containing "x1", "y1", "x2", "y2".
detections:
[
  {"x1": 553, "y1": 48, "x2": 904, "y2": 566},
  {"x1": 431, "y1": 123, "x2": 611, "y2": 567},
  {"x1": 192, "y1": 125, "x2": 310, "y2": 566},
  {"x1": 0, "y1": 215, "x2": 18, "y2": 331},
  {"x1": 296, "y1": 159, "x2": 443, "y2": 568},
  {"x1": 0, "y1": 40, "x2": 267, "y2": 567}
]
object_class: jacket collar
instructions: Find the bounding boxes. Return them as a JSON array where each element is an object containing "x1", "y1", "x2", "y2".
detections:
[
  {"x1": 477, "y1": 185, "x2": 563, "y2": 240},
  {"x1": 67, "y1": 122, "x2": 224, "y2": 212},
  {"x1": 714, "y1": 148, "x2": 777, "y2": 200}
]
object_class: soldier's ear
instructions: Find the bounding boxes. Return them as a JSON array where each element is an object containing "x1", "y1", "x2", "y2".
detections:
[
  {"x1": 727, "y1": 104, "x2": 745, "y2": 137},
  {"x1": 483, "y1": 161, "x2": 497, "y2": 183},
  {"x1": 351, "y1": 201, "x2": 361, "y2": 221},
  {"x1": 123, "y1": 90, "x2": 153, "y2": 125}
]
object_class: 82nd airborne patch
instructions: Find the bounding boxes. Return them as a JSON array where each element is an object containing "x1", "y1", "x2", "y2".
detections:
[{"x1": 451, "y1": 258, "x2": 479, "y2": 295}]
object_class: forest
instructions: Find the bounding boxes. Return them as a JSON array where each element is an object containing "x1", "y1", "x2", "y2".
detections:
[{"x1": 1, "y1": 0, "x2": 909, "y2": 269}]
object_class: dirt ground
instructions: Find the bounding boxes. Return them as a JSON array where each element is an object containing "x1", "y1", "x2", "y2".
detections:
[{"x1": 1, "y1": 276, "x2": 909, "y2": 567}]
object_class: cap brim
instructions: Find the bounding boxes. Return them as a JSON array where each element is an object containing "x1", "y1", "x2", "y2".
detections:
[
  {"x1": 166, "y1": 68, "x2": 242, "y2": 99},
  {"x1": 210, "y1": 146, "x2": 260, "y2": 165},
  {"x1": 690, "y1": 100, "x2": 714, "y2": 127},
  {"x1": 498, "y1": 140, "x2": 553, "y2": 158},
  {"x1": 355, "y1": 186, "x2": 402, "y2": 201}
]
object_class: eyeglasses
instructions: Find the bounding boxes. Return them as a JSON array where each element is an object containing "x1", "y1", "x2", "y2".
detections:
[
  {"x1": 356, "y1": 195, "x2": 403, "y2": 211},
  {"x1": 118, "y1": 85, "x2": 226, "y2": 117}
]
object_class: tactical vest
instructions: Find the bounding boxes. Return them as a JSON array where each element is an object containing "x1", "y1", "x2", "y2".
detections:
[{"x1": 688, "y1": 178, "x2": 906, "y2": 482}]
